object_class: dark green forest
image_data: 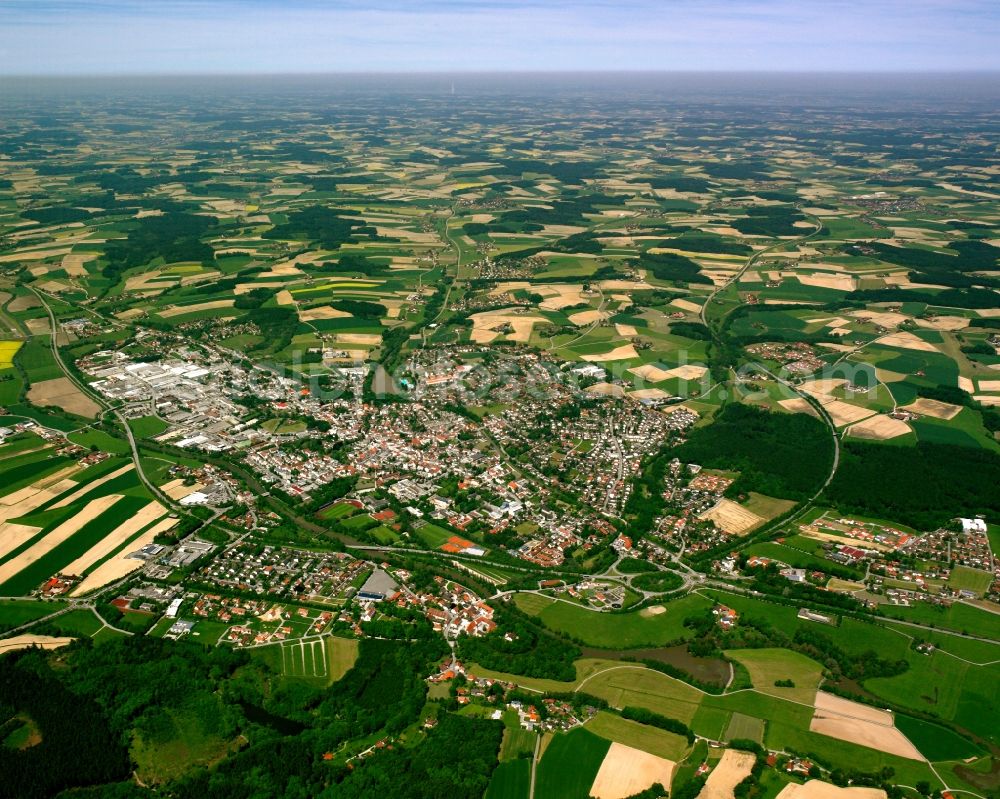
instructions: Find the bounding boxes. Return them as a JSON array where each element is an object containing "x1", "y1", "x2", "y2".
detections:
[
  {"x1": 672, "y1": 404, "x2": 833, "y2": 500},
  {"x1": 824, "y1": 441, "x2": 1000, "y2": 529}
]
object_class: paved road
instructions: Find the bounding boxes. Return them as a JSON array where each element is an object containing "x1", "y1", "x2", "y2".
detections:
[
  {"x1": 699, "y1": 217, "x2": 823, "y2": 329},
  {"x1": 30, "y1": 287, "x2": 179, "y2": 511},
  {"x1": 693, "y1": 218, "x2": 842, "y2": 540},
  {"x1": 422, "y1": 206, "x2": 462, "y2": 347},
  {"x1": 528, "y1": 733, "x2": 541, "y2": 799}
]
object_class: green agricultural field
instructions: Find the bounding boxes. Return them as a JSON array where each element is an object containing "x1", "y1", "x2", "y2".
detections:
[
  {"x1": 499, "y1": 716, "x2": 537, "y2": 761},
  {"x1": 0, "y1": 494, "x2": 151, "y2": 596},
  {"x1": 864, "y1": 652, "x2": 1000, "y2": 746},
  {"x1": 518, "y1": 593, "x2": 711, "y2": 648},
  {"x1": 725, "y1": 649, "x2": 824, "y2": 704},
  {"x1": 0, "y1": 452, "x2": 73, "y2": 500},
  {"x1": 128, "y1": 415, "x2": 170, "y2": 439},
  {"x1": 512, "y1": 592, "x2": 554, "y2": 615},
  {"x1": 535, "y1": 727, "x2": 610, "y2": 799},
  {"x1": 690, "y1": 705, "x2": 731, "y2": 741},
  {"x1": 0, "y1": 598, "x2": 68, "y2": 632},
  {"x1": 41, "y1": 608, "x2": 106, "y2": 637},
  {"x1": 585, "y1": 711, "x2": 690, "y2": 760},
  {"x1": 580, "y1": 665, "x2": 704, "y2": 723},
  {"x1": 67, "y1": 428, "x2": 131, "y2": 455},
  {"x1": 879, "y1": 601, "x2": 1000, "y2": 639},
  {"x1": 946, "y1": 566, "x2": 994, "y2": 597},
  {"x1": 765, "y1": 719, "x2": 942, "y2": 789},
  {"x1": 724, "y1": 713, "x2": 766, "y2": 745},
  {"x1": 892, "y1": 714, "x2": 983, "y2": 761},
  {"x1": 485, "y1": 759, "x2": 531, "y2": 799}
]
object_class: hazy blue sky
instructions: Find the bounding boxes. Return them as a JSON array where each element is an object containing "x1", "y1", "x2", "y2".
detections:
[{"x1": 0, "y1": 0, "x2": 997, "y2": 75}]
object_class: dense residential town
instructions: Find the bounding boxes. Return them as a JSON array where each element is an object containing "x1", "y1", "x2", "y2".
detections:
[{"x1": 2, "y1": 63, "x2": 999, "y2": 799}]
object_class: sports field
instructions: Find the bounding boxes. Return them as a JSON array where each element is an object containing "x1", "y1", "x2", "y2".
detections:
[{"x1": 279, "y1": 636, "x2": 359, "y2": 684}]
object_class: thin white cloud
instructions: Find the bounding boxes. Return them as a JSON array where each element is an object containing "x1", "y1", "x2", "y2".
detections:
[{"x1": 0, "y1": 0, "x2": 996, "y2": 73}]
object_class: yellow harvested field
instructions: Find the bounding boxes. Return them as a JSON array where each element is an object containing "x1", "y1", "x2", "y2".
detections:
[
  {"x1": 0, "y1": 494, "x2": 123, "y2": 584},
  {"x1": 777, "y1": 782, "x2": 886, "y2": 799},
  {"x1": 847, "y1": 415, "x2": 911, "y2": 440},
  {"x1": 179, "y1": 270, "x2": 220, "y2": 287},
  {"x1": 61, "y1": 500, "x2": 167, "y2": 578},
  {"x1": 160, "y1": 478, "x2": 205, "y2": 501},
  {"x1": 0, "y1": 247, "x2": 72, "y2": 263},
  {"x1": 469, "y1": 308, "x2": 546, "y2": 343},
  {"x1": 159, "y1": 299, "x2": 235, "y2": 318},
  {"x1": 806, "y1": 316, "x2": 851, "y2": 329},
  {"x1": 850, "y1": 310, "x2": 909, "y2": 328},
  {"x1": 958, "y1": 376, "x2": 975, "y2": 393},
  {"x1": 700, "y1": 499, "x2": 763, "y2": 535},
  {"x1": 568, "y1": 309, "x2": 609, "y2": 326},
  {"x1": 590, "y1": 743, "x2": 676, "y2": 799},
  {"x1": 0, "y1": 635, "x2": 76, "y2": 654},
  {"x1": 800, "y1": 528, "x2": 896, "y2": 552},
  {"x1": 797, "y1": 273, "x2": 856, "y2": 292},
  {"x1": 300, "y1": 305, "x2": 352, "y2": 321},
  {"x1": 810, "y1": 692, "x2": 923, "y2": 760},
  {"x1": 630, "y1": 363, "x2": 674, "y2": 382},
  {"x1": 800, "y1": 378, "x2": 846, "y2": 396},
  {"x1": 629, "y1": 388, "x2": 672, "y2": 401},
  {"x1": 615, "y1": 324, "x2": 638, "y2": 337},
  {"x1": 538, "y1": 285, "x2": 589, "y2": 310},
  {"x1": 815, "y1": 693, "x2": 889, "y2": 724},
  {"x1": 25, "y1": 318, "x2": 51, "y2": 336},
  {"x1": 114, "y1": 308, "x2": 145, "y2": 321},
  {"x1": 599, "y1": 280, "x2": 653, "y2": 292},
  {"x1": 50, "y1": 463, "x2": 134, "y2": 508},
  {"x1": 7, "y1": 295, "x2": 40, "y2": 312},
  {"x1": 275, "y1": 289, "x2": 295, "y2": 306},
  {"x1": 71, "y1": 516, "x2": 178, "y2": 596},
  {"x1": 259, "y1": 254, "x2": 316, "y2": 275},
  {"x1": 488, "y1": 281, "x2": 532, "y2": 296},
  {"x1": 26, "y1": 377, "x2": 101, "y2": 418},
  {"x1": 0, "y1": 466, "x2": 80, "y2": 521},
  {"x1": 977, "y1": 379, "x2": 1000, "y2": 392},
  {"x1": 61, "y1": 252, "x2": 94, "y2": 276},
  {"x1": 977, "y1": 395, "x2": 1000, "y2": 406},
  {"x1": 585, "y1": 382, "x2": 626, "y2": 397},
  {"x1": 821, "y1": 400, "x2": 877, "y2": 427},
  {"x1": 914, "y1": 315, "x2": 970, "y2": 331},
  {"x1": 778, "y1": 397, "x2": 820, "y2": 418},
  {"x1": 901, "y1": 398, "x2": 963, "y2": 420},
  {"x1": 664, "y1": 364, "x2": 709, "y2": 380},
  {"x1": 877, "y1": 332, "x2": 939, "y2": 352},
  {"x1": 581, "y1": 344, "x2": 639, "y2": 363},
  {"x1": 376, "y1": 226, "x2": 440, "y2": 243},
  {"x1": 697, "y1": 750, "x2": 757, "y2": 799},
  {"x1": 827, "y1": 578, "x2": 867, "y2": 593},
  {"x1": 0, "y1": 522, "x2": 42, "y2": 561},
  {"x1": 670, "y1": 299, "x2": 703, "y2": 314},
  {"x1": 335, "y1": 333, "x2": 382, "y2": 346},
  {"x1": 0, "y1": 340, "x2": 22, "y2": 369},
  {"x1": 233, "y1": 281, "x2": 289, "y2": 294}
]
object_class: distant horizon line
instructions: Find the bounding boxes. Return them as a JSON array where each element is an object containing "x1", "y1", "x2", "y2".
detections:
[{"x1": 3, "y1": 68, "x2": 999, "y2": 79}]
